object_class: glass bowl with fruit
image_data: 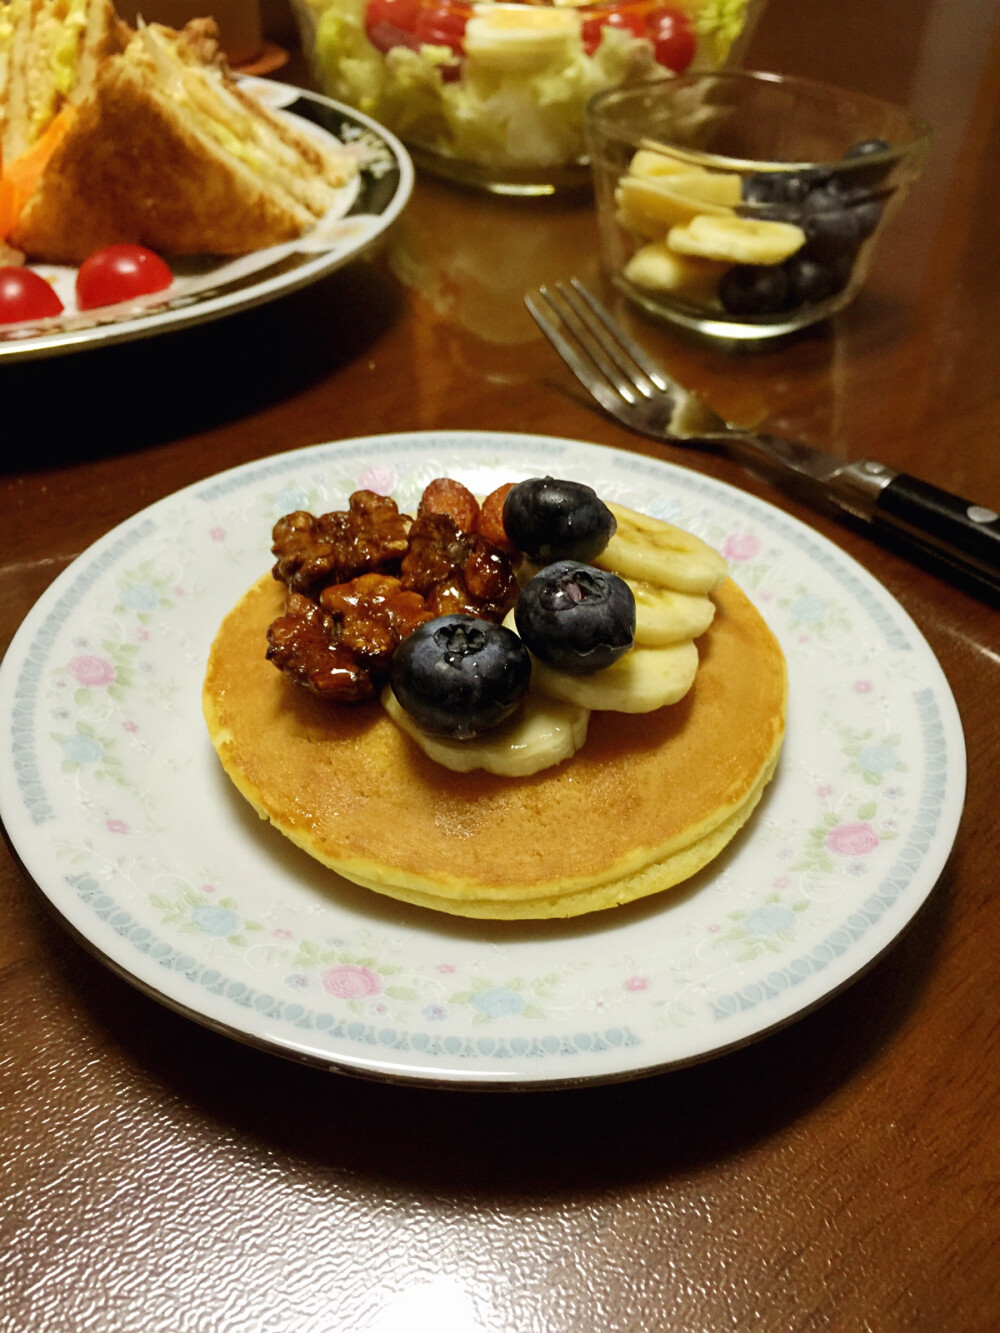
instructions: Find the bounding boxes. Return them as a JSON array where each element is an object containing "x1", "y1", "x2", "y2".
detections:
[
  {"x1": 291, "y1": 0, "x2": 765, "y2": 194},
  {"x1": 586, "y1": 70, "x2": 932, "y2": 338}
]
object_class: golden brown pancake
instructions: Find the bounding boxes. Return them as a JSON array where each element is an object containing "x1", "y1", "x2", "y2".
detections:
[{"x1": 203, "y1": 573, "x2": 786, "y2": 919}]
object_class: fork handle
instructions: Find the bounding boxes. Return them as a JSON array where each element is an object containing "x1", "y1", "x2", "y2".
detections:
[{"x1": 830, "y1": 460, "x2": 1000, "y2": 591}]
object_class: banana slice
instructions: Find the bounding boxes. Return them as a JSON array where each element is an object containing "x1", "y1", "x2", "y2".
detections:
[
  {"x1": 667, "y1": 214, "x2": 806, "y2": 265},
  {"x1": 628, "y1": 148, "x2": 702, "y2": 182},
  {"x1": 528, "y1": 639, "x2": 700, "y2": 713},
  {"x1": 382, "y1": 686, "x2": 589, "y2": 777},
  {"x1": 627, "y1": 579, "x2": 717, "y2": 644},
  {"x1": 656, "y1": 172, "x2": 743, "y2": 208},
  {"x1": 623, "y1": 242, "x2": 726, "y2": 304},
  {"x1": 615, "y1": 193, "x2": 675, "y2": 242},
  {"x1": 616, "y1": 175, "x2": 736, "y2": 237},
  {"x1": 594, "y1": 503, "x2": 728, "y2": 594}
]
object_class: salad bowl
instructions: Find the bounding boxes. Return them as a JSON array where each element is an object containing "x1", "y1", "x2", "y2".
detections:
[{"x1": 292, "y1": 0, "x2": 765, "y2": 194}]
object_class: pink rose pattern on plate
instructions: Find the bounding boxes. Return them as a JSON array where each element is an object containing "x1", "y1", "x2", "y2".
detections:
[{"x1": 322, "y1": 964, "x2": 383, "y2": 999}]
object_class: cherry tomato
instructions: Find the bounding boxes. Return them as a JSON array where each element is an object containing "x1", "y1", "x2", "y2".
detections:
[
  {"x1": 0, "y1": 266, "x2": 64, "y2": 325},
  {"x1": 75, "y1": 244, "x2": 173, "y2": 310},
  {"x1": 364, "y1": 0, "x2": 421, "y2": 52},
  {"x1": 646, "y1": 7, "x2": 696, "y2": 72},
  {"x1": 582, "y1": 5, "x2": 647, "y2": 56},
  {"x1": 413, "y1": 1, "x2": 468, "y2": 57}
]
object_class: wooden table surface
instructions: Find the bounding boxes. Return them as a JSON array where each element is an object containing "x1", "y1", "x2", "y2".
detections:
[{"x1": 2, "y1": 1, "x2": 998, "y2": 1328}]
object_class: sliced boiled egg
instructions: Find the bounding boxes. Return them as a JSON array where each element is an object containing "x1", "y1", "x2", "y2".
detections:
[{"x1": 463, "y1": 4, "x2": 582, "y2": 72}]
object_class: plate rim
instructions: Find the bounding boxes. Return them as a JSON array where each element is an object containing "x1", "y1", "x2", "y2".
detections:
[
  {"x1": 0, "y1": 85, "x2": 414, "y2": 363},
  {"x1": 0, "y1": 430, "x2": 967, "y2": 1089}
]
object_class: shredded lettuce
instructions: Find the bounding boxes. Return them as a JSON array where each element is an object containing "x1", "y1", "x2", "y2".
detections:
[{"x1": 693, "y1": 0, "x2": 753, "y2": 64}]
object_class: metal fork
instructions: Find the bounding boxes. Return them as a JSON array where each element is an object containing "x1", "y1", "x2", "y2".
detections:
[{"x1": 525, "y1": 279, "x2": 1000, "y2": 593}]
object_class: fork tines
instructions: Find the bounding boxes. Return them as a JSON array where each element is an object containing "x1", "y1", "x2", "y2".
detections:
[{"x1": 525, "y1": 279, "x2": 673, "y2": 409}]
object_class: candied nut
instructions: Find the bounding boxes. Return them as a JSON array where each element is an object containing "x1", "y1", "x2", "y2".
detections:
[
  {"x1": 426, "y1": 577, "x2": 478, "y2": 619},
  {"x1": 265, "y1": 592, "x2": 374, "y2": 701},
  {"x1": 399, "y1": 513, "x2": 472, "y2": 596},
  {"x1": 402, "y1": 515, "x2": 517, "y2": 621},
  {"x1": 479, "y1": 483, "x2": 518, "y2": 555},
  {"x1": 271, "y1": 491, "x2": 411, "y2": 596},
  {"x1": 320, "y1": 573, "x2": 434, "y2": 661},
  {"x1": 418, "y1": 477, "x2": 480, "y2": 534},
  {"x1": 267, "y1": 482, "x2": 520, "y2": 701},
  {"x1": 425, "y1": 575, "x2": 511, "y2": 622},
  {"x1": 463, "y1": 538, "x2": 518, "y2": 616}
]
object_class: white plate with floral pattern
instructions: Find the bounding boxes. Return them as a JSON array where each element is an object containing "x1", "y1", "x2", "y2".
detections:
[
  {"x1": 0, "y1": 432, "x2": 965, "y2": 1088},
  {"x1": 0, "y1": 82, "x2": 412, "y2": 362}
]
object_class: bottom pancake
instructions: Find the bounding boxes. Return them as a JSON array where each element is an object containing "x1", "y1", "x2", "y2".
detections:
[{"x1": 203, "y1": 574, "x2": 787, "y2": 918}]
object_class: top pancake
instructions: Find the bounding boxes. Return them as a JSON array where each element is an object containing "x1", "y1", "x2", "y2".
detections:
[{"x1": 203, "y1": 573, "x2": 786, "y2": 918}]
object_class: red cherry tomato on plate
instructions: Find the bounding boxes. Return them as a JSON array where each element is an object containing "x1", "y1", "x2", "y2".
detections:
[
  {"x1": 0, "y1": 266, "x2": 64, "y2": 325},
  {"x1": 646, "y1": 7, "x2": 696, "y2": 72},
  {"x1": 75, "y1": 245, "x2": 173, "y2": 311},
  {"x1": 364, "y1": 0, "x2": 421, "y2": 52}
]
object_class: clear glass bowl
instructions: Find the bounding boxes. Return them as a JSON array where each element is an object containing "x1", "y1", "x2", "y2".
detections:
[
  {"x1": 586, "y1": 71, "x2": 932, "y2": 338},
  {"x1": 292, "y1": 0, "x2": 765, "y2": 195}
]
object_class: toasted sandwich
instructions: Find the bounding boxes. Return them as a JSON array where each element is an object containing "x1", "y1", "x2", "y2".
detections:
[
  {"x1": 0, "y1": 0, "x2": 129, "y2": 245},
  {"x1": 1, "y1": 2, "x2": 357, "y2": 263},
  {"x1": 0, "y1": 0, "x2": 128, "y2": 162}
]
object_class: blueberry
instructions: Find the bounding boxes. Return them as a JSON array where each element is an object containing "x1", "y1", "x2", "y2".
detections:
[
  {"x1": 799, "y1": 187, "x2": 862, "y2": 264},
  {"x1": 742, "y1": 173, "x2": 785, "y2": 206},
  {"x1": 851, "y1": 198, "x2": 884, "y2": 239},
  {"x1": 741, "y1": 199, "x2": 801, "y2": 225},
  {"x1": 826, "y1": 178, "x2": 884, "y2": 239},
  {"x1": 784, "y1": 255, "x2": 835, "y2": 305},
  {"x1": 719, "y1": 263, "x2": 792, "y2": 316},
  {"x1": 826, "y1": 252, "x2": 857, "y2": 293},
  {"x1": 502, "y1": 477, "x2": 616, "y2": 563},
  {"x1": 843, "y1": 137, "x2": 893, "y2": 189},
  {"x1": 742, "y1": 171, "x2": 816, "y2": 208},
  {"x1": 783, "y1": 253, "x2": 855, "y2": 305},
  {"x1": 515, "y1": 561, "x2": 635, "y2": 675},
  {"x1": 390, "y1": 615, "x2": 530, "y2": 739},
  {"x1": 845, "y1": 137, "x2": 891, "y2": 158}
]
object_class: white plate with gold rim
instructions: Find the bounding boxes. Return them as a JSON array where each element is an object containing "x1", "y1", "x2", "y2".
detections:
[
  {"x1": 0, "y1": 82, "x2": 412, "y2": 362},
  {"x1": 0, "y1": 431, "x2": 965, "y2": 1087}
]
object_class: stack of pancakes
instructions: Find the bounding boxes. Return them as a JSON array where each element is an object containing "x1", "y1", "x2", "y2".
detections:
[{"x1": 203, "y1": 570, "x2": 786, "y2": 919}]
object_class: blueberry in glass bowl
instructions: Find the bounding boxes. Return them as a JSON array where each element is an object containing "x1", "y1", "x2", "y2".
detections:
[{"x1": 587, "y1": 71, "x2": 932, "y2": 339}]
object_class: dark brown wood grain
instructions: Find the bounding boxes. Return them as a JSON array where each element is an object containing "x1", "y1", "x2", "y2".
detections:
[{"x1": 2, "y1": 1, "x2": 998, "y2": 1328}]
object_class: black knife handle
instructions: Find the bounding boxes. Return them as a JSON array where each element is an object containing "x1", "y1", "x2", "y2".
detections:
[{"x1": 872, "y1": 473, "x2": 1000, "y2": 588}]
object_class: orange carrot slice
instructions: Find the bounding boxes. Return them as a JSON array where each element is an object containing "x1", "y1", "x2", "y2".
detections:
[{"x1": 0, "y1": 106, "x2": 77, "y2": 240}]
